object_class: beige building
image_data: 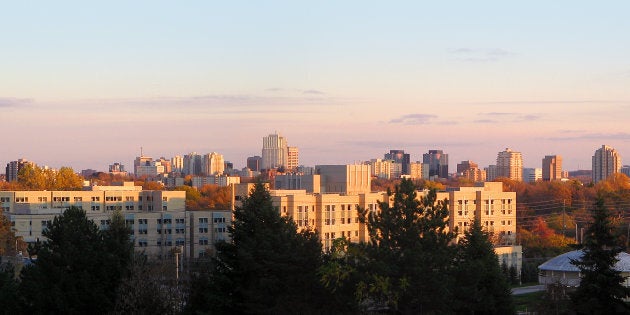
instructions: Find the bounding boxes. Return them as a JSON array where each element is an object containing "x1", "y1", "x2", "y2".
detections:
[
  {"x1": 262, "y1": 133, "x2": 288, "y2": 170},
  {"x1": 592, "y1": 145, "x2": 622, "y2": 183},
  {"x1": 542, "y1": 155, "x2": 562, "y2": 181},
  {"x1": 369, "y1": 159, "x2": 394, "y2": 179},
  {"x1": 1, "y1": 182, "x2": 228, "y2": 259},
  {"x1": 436, "y1": 182, "x2": 516, "y2": 245},
  {"x1": 287, "y1": 146, "x2": 299, "y2": 171},
  {"x1": 496, "y1": 148, "x2": 523, "y2": 181},
  {"x1": 203, "y1": 152, "x2": 225, "y2": 175},
  {"x1": 316, "y1": 164, "x2": 371, "y2": 195}
]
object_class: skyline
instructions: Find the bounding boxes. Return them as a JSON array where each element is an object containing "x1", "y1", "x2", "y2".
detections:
[{"x1": 2, "y1": 2, "x2": 629, "y2": 171}]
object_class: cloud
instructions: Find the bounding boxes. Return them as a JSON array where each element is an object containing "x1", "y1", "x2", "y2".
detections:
[
  {"x1": 0, "y1": 97, "x2": 33, "y2": 107},
  {"x1": 548, "y1": 132, "x2": 630, "y2": 141},
  {"x1": 474, "y1": 112, "x2": 542, "y2": 124},
  {"x1": 302, "y1": 89, "x2": 325, "y2": 95},
  {"x1": 450, "y1": 47, "x2": 516, "y2": 62},
  {"x1": 389, "y1": 114, "x2": 438, "y2": 125},
  {"x1": 474, "y1": 119, "x2": 498, "y2": 124}
]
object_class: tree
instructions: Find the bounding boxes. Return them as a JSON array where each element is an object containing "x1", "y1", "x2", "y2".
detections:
[
  {"x1": 570, "y1": 198, "x2": 630, "y2": 314},
  {"x1": 187, "y1": 182, "x2": 329, "y2": 314},
  {"x1": 356, "y1": 178, "x2": 455, "y2": 313},
  {"x1": 19, "y1": 207, "x2": 133, "y2": 314},
  {"x1": 452, "y1": 219, "x2": 515, "y2": 314}
]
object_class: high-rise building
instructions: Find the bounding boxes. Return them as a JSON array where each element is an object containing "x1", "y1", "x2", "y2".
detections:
[
  {"x1": 542, "y1": 155, "x2": 562, "y2": 181},
  {"x1": 287, "y1": 146, "x2": 299, "y2": 171},
  {"x1": 183, "y1": 152, "x2": 203, "y2": 176},
  {"x1": 261, "y1": 133, "x2": 288, "y2": 170},
  {"x1": 384, "y1": 150, "x2": 411, "y2": 175},
  {"x1": 496, "y1": 148, "x2": 523, "y2": 181},
  {"x1": 485, "y1": 165, "x2": 498, "y2": 181},
  {"x1": 171, "y1": 155, "x2": 184, "y2": 174},
  {"x1": 5, "y1": 159, "x2": 34, "y2": 182},
  {"x1": 247, "y1": 156, "x2": 262, "y2": 172},
  {"x1": 621, "y1": 165, "x2": 630, "y2": 177},
  {"x1": 523, "y1": 168, "x2": 542, "y2": 183},
  {"x1": 457, "y1": 160, "x2": 479, "y2": 174},
  {"x1": 592, "y1": 145, "x2": 622, "y2": 183},
  {"x1": 409, "y1": 162, "x2": 429, "y2": 180},
  {"x1": 423, "y1": 150, "x2": 449, "y2": 179},
  {"x1": 203, "y1": 152, "x2": 225, "y2": 175}
]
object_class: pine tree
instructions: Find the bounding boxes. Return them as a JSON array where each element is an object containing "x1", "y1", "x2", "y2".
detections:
[
  {"x1": 570, "y1": 198, "x2": 630, "y2": 314},
  {"x1": 452, "y1": 219, "x2": 515, "y2": 314},
  {"x1": 357, "y1": 178, "x2": 455, "y2": 314},
  {"x1": 190, "y1": 182, "x2": 328, "y2": 314}
]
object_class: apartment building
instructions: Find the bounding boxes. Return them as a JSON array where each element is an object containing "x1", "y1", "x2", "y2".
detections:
[{"x1": 1, "y1": 182, "x2": 229, "y2": 259}]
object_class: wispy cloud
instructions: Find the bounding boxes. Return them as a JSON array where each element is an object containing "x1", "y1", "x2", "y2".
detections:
[
  {"x1": 0, "y1": 97, "x2": 33, "y2": 107},
  {"x1": 389, "y1": 114, "x2": 438, "y2": 125},
  {"x1": 450, "y1": 47, "x2": 516, "y2": 62},
  {"x1": 474, "y1": 112, "x2": 542, "y2": 124},
  {"x1": 303, "y1": 89, "x2": 325, "y2": 95},
  {"x1": 548, "y1": 132, "x2": 630, "y2": 141}
]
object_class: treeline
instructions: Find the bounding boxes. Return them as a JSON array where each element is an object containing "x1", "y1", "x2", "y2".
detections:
[{"x1": 0, "y1": 165, "x2": 83, "y2": 190}]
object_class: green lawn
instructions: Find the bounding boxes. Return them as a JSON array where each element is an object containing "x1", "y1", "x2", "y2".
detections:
[{"x1": 513, "y1": 291, "x2": 544, "y2": 313}]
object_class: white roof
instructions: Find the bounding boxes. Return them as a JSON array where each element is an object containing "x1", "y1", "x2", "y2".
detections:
[{"x1": 538, "y1": 250, "x2": 630, "y2": 272}]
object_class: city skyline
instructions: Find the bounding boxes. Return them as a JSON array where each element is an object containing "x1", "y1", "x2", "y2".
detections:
[{"x1": 1, "y1": 2, "x2": 629, "y2": 171}]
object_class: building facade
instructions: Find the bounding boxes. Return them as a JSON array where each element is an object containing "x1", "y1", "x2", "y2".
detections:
[
  {"x1": 287, "y1": 146, "x2": 299, "y2": 171},
  {"x1": 523, "y1": 168, "x2": 542, "y2": 183},
  {"x1": 496, "y1": 148, "x2": 523, "y2": 181},
  {"x1": 1, "y1": 182, "x2": 227, "y2": 259},
  {"x1": 592, "y1": 145, "x2": 622, "y2": 183},
  {"x1": 423, "y1": 150, "x2": 449, "y2": 179},
  {"x1": 315, "y1": 164, "x2": 371, "y2": 195},
  {"x1": 261, "y1": 133, "x2": 288, "y2": 170},
  {"x1": 542, "y1": 155, "x2": 562, "y2": 181},
  {"x1": 5, "y1": 159, "x2": 34, "y2": 182},
  {"x1": 202, "y1": 152, "x2": 225, "y2": 175},
  {"x1": 246, "y1": 156, "x2": 262, "y2": 172},
  {"x1": 384, "y1": 150, "x2": 410, "y2": 175}
]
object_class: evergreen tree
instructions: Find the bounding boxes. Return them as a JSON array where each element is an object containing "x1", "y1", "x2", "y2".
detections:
[
  {"x1": 0, "y1": 259, "x2": 19, "y2": 314},
  {"x1": 570, "y1": 198, "x2": 630, "y2": 313},
  {"x1": 19, "y1": 207, "x2": 133, "y2": 314},
  {"x1": 189, "y1": 182, "x2": 328, "y2": 314},
  {"x1": 452, "y1": 219, "x2": 515, "y2": 315},
  {"x1": 357, "y1": 178, "x2": 455, "y2": 314}
]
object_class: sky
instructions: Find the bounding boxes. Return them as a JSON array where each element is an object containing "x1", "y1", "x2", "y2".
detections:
[{"x1": 1, "y1": 1, "x2": 630, "y2": 172}]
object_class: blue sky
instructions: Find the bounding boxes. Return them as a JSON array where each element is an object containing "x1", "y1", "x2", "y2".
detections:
[{"x1": 1, "y1": 1, "x2": 629, "y2": 171}]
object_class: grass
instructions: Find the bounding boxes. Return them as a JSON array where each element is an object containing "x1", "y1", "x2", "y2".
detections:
[{"x1": 513, "y1": 290, "x2": 544, "y2": 313}]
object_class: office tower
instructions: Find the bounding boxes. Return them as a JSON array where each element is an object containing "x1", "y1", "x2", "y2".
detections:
[
  {"x1": 109, "y1": 162, "x2": 126, "y2": 173},
  {"x1": 369, "y1": 159, "x2": 394, "y2": 179},
  {"x1": 155, "y1": 157, "x2": 172, "y2": 174},
  {"x1": 409, "y1": 161, "x2": 428, "y2": 180},
  {"x1": 134, "y1": 156, "x2": 166, "y2": 178},
  {"x1": 5, "y1": 159, "x2": 34, "y2": 182},
  {"x1": 423, "y1": 150, "x2": 449, "y2": 179},
  {"x1": 183, "y1": 152, "x2": 203, "y2": 176},
  {"x1": 496, "y1": 148, "x2": 523, "y2": 181},
  {"x1": 287, "y1": 146, "x2": 299, "y2": 171},
  {"x1": 203, "y1": 152, "x2": 225, "y2": 175},
  {"x1": 171, "y1": 155, "x2": 183, "y2": 173},
  {"x1": 384, "y1": 150, "x2": 411, "y2": 175},
  {"x1": 542, "y1": 155, "x2": 562, "y2": 181},
  {"x1": 621, "y1": 165, "x2": 630, "y2": 177},
  {"x1": 485, "y1": 165, "x2": 498, "y2": 181},
  {"x1": 523, "y1": 168, "x2": 542, "y2": 183},
  {"x1": 592, "y1": 145, "x2": 622, "y2": 183},
  {"x1": 457, "y1": 160, "x2": 479, "y2": 174},
  {"x1": 247, "y1": 156, "x2": 262, "y2": 172},
  {"x1": 261, "y1": 133, "x2": 288, "y2": 170}
]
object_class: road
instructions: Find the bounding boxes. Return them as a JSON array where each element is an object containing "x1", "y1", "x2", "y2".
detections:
[{"x1": 512, "y1": 284, "x2": 545, "y2": 295}]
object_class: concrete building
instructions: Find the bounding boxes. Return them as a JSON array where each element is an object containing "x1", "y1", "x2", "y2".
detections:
[
  {"x1": 262, "y1": 133, "x2": 288, "y2": 170},
  {"x1": 457, "y1": 160, "x2": 478, "y2": 175},
  {"x1": 621, "y1": 165, "x2": 630, "y2": 177},
  {"x1": 134, "y1": 156, "x2": 166, "y2": 178},
  {"x1": 462, "y1": 167, "x2": 486, "y2": 182},
  {"x1": 5, "y1": 159, "x2": 34, "y2": 182},
  {"x1": 436, "y1": 182, "x2": 517, "y2": 245},
  {"x1": 191, "y1": 175, "x2": 240, "y2": 189},
  {"x1": 409, "y1": 162, "x2": 429, "y2": 180},
  {"x1": 369, "y1": 159, "x2": 395, "y2": 179},
  {"x1": 274, "y1": 174, "x2": 321, "y2": 193},
  {"x1": 316, "y1": 164, "x2": 371, "y2": 195},
  {"x1": 171, "y1": 155, "x2": 183, "y2": 174},
  {"x1": 287, "y1": 146, "x2": 299, "y2": 171},
  {"x1": 246, "y1": 156, "x2": 262, "y2": 172},
  {"x1": 496, "y1": 148, "x2": 523, "y2": 181},
  {"x1": 592, "y1": 145, "x2": 622, "y2": 183},
  {"x1": 1, "y1": 182, "x2": 228, "y2": 258},
  {"x1": 485, "y1": 165, "x2": 498, "y2": 181},
  {"x1": 183, "y1": 152, "x2": 203, "y2": 176},
  {"x1": 384, "y1": 150, "x2": 410, "y2": 175},
  {"x1": 542, "y1": 155, "x2": 563, "y2": 181},
  {"x1": 423, "y1": 150, "x2": 449, "y2": 179},
  {"x1": 523, "y1": 168, "x2": 542, "y2": 183},
  {"x1": 202, "y1": 152, "x2": 225, "y2": 175},
  {"x1": 109, "y1": 162, "x2": 127, "y2": 176}
]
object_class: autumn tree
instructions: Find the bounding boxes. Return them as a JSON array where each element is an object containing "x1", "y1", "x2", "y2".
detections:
[
  {"x1": 570, "y1": 198, "x2": 630, "y2": 313},
  {"x1": 17, "y1": 165, "x2": 82, "y2": 190}
]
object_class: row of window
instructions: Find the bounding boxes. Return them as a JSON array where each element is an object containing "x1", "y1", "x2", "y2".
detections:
[{"x1": 6, "y1": 195, "x2": 168, "y2": 203}]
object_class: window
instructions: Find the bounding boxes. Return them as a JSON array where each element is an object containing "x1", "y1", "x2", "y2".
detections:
[
  {"x1": 163, "y1": 197, "x2": 168, "y2": 201},
  {"x1": 125, "y1": 196, "x2": 134, "y2": 201},
  {"x1": 163, "y1": 219, "x2": 172, "y2": 224},
  {"x1": 38, "y1": 197, "x2": 48, "y2": 202},
  {"x1": 91, "y1": 196, "x2": 100, "y2": 201},
  {"x1": 15, "y1": 197, "x2": 28, "y2": 203},
  {"x1": 0, "y1": 197, "x2": 10, "y2": 202},
  {"x1": 176, "y1": 218, "x2": 185, "y2": 224},
  {"x1": 125, "y1": 205, "x2": 134, "y2": 210},
  {"x1": 215, "y1": 227, "x2": 226, "y2": 233},
  {"x1": 199, "y1": 239, "x2": 209, "y2": 245},
  {"x1": 213, "y1": 217, "x2": 226, "y2": 223},
  {"x1": 138, "y1": 229, "x2": 148, "y2": 235},
  {"x1": 176, "y1": 228, "x2": 185, "y2": 234},
  {"x1": 74, "y1": 197, "x2": 82, "y2": 202},
  {"x1": 199, "y1": 227, "x2": 208, "y2": 233},
  {"x1": 176, "y1": 239, "x2": 185, "y2": 246},
  {"x1": 199, "y1": 218, "x2": 208, "y2": 224},
  {"x1": 163, "y1": 206, "x2": 167, "y2": 211},
  {"x1": 91, "y1": 205, "x2": 100, "y2": 211}
]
